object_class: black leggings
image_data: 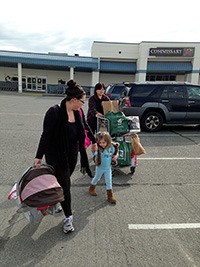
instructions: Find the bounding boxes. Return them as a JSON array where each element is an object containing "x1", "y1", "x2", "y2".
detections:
[{"x1": 46, "y1": 153, "x2": 78, "y2": 217}]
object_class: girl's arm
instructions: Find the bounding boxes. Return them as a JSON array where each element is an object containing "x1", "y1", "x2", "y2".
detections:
[{"x1": 112, "y1": 143, "x2": 119, "y2": 163}]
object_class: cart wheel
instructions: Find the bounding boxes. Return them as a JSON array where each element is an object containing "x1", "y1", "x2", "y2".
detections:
[
  {"x1": 130, "y1": 166, "x2": 136, "y2": 174},
  {"x1": 112, "y1": 168, "x2": 116, "y2": 176}
]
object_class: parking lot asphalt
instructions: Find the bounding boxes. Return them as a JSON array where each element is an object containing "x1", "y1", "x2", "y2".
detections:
[{"x1": 1, "y1": 93, "x2": 200, "y2": 267}]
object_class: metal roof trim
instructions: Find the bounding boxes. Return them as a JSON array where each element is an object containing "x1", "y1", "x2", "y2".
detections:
[
  {"x1": 0, "y1": 50, "x2": 98, "y2": 69},
  {"x1": 100, "y1": 61, "x2": 136, "y2": 72},
  {"x1": 147, "y1": 61, "x2": 192, "y2": 71}
]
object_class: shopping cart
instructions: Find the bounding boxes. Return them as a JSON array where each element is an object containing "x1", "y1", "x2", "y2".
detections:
[
  {"x1": 96, "y1": 114, "x2": 141, "y2": 172},
  {"x1": 96, "y1": 115, "x2": 110, "y2": 133},
  {"x1": 96, "y1": 114, "x2": 140, "y2": 135}
]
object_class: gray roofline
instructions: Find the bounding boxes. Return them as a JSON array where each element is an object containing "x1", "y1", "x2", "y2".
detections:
[
  {"x1": 0, "y1": 50, "x2": 99, "y2": 69},
  {"x1": 0, "y1": 50, "x2": 97, "y2": 59},
  {"x1": 93, "y1": 40, "x2": 200, "y2": 45},
  {"x1": 141, "y1": 41, "x2": 200, "y2": 44},
  {"x1": 93, "y1": 41, "x2": 140, "y2": 45}
]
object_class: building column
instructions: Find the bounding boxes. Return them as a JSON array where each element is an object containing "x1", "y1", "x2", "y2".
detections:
[
  {"x1": 91, "y1": 70, "x2": 99, "y2": 95},
  {"x1": 18, "y1": 63, "x2": 22, "y2": 93},
  {"x1": 91, "y1": 58, "x2": 100, "y2": 88},
  {"x1": 135, "y1": 43, "x2": 149, "y2": 82},
  {"x1": 190, "y1": 56, "x2": 200, "y2": 85},
  {"x1": 135, "y1": 57, "x2": 148, "y2": 82},
  {"x1": 92, "y1": 70, "x2": 99, "y2": 86},
  {"x1": 70, "y1": 67, "x2": 74, "y2": 80}
]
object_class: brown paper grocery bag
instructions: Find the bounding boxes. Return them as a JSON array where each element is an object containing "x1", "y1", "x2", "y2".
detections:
[
  {"x1": 102, "y1": 100, "x2": 119, "y2": 115},
  {"x1": 131, "y1": 133, "x2": 146, "y2": 156}
]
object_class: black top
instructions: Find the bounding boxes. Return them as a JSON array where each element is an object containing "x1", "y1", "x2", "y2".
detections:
[
  {"x1": 35, "y1": 98, "x2": 92, "y2": 176},
  {"x1": 87, "y1": 94, "x2": 109, "y2": 133},
  {"x1": 67, "y1": 121, "x2": 78, "y2": 152}
]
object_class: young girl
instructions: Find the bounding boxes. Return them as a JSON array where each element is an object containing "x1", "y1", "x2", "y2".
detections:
[{"x1": 88, "y1": 131, "x2": 118, "y2": 204}]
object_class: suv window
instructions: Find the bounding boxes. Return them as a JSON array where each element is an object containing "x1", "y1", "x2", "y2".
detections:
[
  {"x1": 112, "y1": 85, "x2": 125, "y2": 94},
  {"x1": 130, "y1": 85, "x2": 158, "y2": 97},
  {"x1": 187, "y1": 86, "x2": 200, "y2": 99},
  {"x1": 106, "y1": 83, "x2": 130, "y2": 99},
  {"x1": 161, "y1": 86, "x2": 185, "y2": 99}
]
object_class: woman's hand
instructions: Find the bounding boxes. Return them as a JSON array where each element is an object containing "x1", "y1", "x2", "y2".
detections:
[
  {"x1": 33, "y1": 158, "x2": 42, "y2": 166},
  {"x1": 91, "y1": 143, "x2": 98, "y2": 153},
  {"x1": 96, "y1": 112, "x2": 103, "y2": 117}
]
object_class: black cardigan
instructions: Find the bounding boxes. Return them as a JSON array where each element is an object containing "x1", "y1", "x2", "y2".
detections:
[{"x1": 35, "y1": 98, "x2": 92, "y2": 176}]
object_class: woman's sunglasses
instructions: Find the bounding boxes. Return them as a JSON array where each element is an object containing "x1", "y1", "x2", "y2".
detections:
[{"x1": 79, "y1": 99, "x2": 85, "y2": 104}]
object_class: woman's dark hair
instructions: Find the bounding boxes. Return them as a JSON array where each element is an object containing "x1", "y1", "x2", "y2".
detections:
[
  {"x1": 94, "y1": 82, "x2": 105, "y2": 94},
  {"x1": 65, "y1": 79, "x2": 86, "y2": 100}
]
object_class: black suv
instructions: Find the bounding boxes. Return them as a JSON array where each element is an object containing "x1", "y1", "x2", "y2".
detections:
[
  {"x1": 105, "y1": 82, "x2": 132, "y2": 100},
  {"x1": 119, "y1": 82, "x2": 200, "y2": 132}
]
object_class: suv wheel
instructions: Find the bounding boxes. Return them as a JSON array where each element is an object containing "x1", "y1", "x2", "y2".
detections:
[{"x1": 141, "y1": 112, "x2": 163, "y2": 132}]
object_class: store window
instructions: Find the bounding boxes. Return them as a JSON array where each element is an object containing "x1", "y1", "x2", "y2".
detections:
[
  {"x1": 146, "y1": 75, "x2": 176, "y2": 81},
  {"x1": 11, "y1": 76, "x2": 26, "y2": 83},
  {"x1": 27, "y1": 76, "x2": 47, "y2": 91},
  {"x1": 11, "y1": 76, "x2": 26, "y2": 88}
]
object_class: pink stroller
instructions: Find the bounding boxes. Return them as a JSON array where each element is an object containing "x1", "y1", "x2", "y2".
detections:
[{"x1": 8, "y1": 164, "x2": 64, "y2": 224}]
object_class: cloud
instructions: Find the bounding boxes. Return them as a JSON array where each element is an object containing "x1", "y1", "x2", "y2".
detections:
[
  {"x1": 1, "y1": 0, "x2": 200, "y2": 56},
  {"x1": 0, "y1": 23, "x2": 95, "y2": 56}
]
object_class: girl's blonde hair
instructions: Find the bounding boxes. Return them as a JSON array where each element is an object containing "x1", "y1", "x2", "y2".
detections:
[
  {"x1": 96, "y1": 131, "x2": 112, "y2": 148},
  {"x1": 95, "y1": 131, "x2": 118, "y2": 166}
]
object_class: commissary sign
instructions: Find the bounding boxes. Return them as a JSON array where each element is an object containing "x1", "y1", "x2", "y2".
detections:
[{"x1": 149, "y1": 47, "x2": 195, "y2": 57}]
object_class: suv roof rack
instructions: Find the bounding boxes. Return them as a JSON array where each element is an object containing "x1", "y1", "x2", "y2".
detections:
[{"x1": 132, "y1": 81, "x2": 193, "y2": 85}]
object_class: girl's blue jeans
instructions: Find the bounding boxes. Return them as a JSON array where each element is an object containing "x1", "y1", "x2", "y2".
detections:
[{"x1": 91, "y1": 166, "x2": 112, "y2": 190}]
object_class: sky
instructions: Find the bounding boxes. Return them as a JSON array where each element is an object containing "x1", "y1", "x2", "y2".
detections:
[{"x1": 0, "y1": 0, "x2": 199, "y2": 57}]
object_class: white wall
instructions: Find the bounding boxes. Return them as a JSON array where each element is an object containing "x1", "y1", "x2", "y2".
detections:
[
  {"x1": 91, "y1": 42, "x2": 139, "y2": 59},
  {"x1": 176, "y1": 75, "x2": 186, "y2": 82},
  {"x1": 73, "y1": 72, "x2": 92, "y2": 87},
  {"x1": 0, "y1": 67, "x2": 93, "y2": 86},
  {"x1": 0, "y1": 66, "x2": 18, "y2": 80},
  {"x1": 99, "y1": 73, "x2": 135, "y2": 86}
]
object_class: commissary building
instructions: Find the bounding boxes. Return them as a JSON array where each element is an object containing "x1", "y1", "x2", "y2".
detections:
[{"x1": 0, "y1": 41, "x2": 200, "y2": 94}]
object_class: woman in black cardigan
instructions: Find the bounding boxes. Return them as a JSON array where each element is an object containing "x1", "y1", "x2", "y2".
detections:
[{"x1": 34, "y1": 79, "x2": 93, "y2": 234}]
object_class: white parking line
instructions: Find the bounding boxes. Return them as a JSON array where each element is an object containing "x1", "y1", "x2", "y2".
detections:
[
  {"x1": 140, "y1": 134, "x2": 200, "y2": 137},
  {"x1": 0, "y1": 112, "x2": 43, "y2": 116},
  {"x1": 139, "y1": 158, "x2": 200, "y2": 160},
  {"x1": 128, "y1": 223, "x2": 200, "y2": 230}
]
